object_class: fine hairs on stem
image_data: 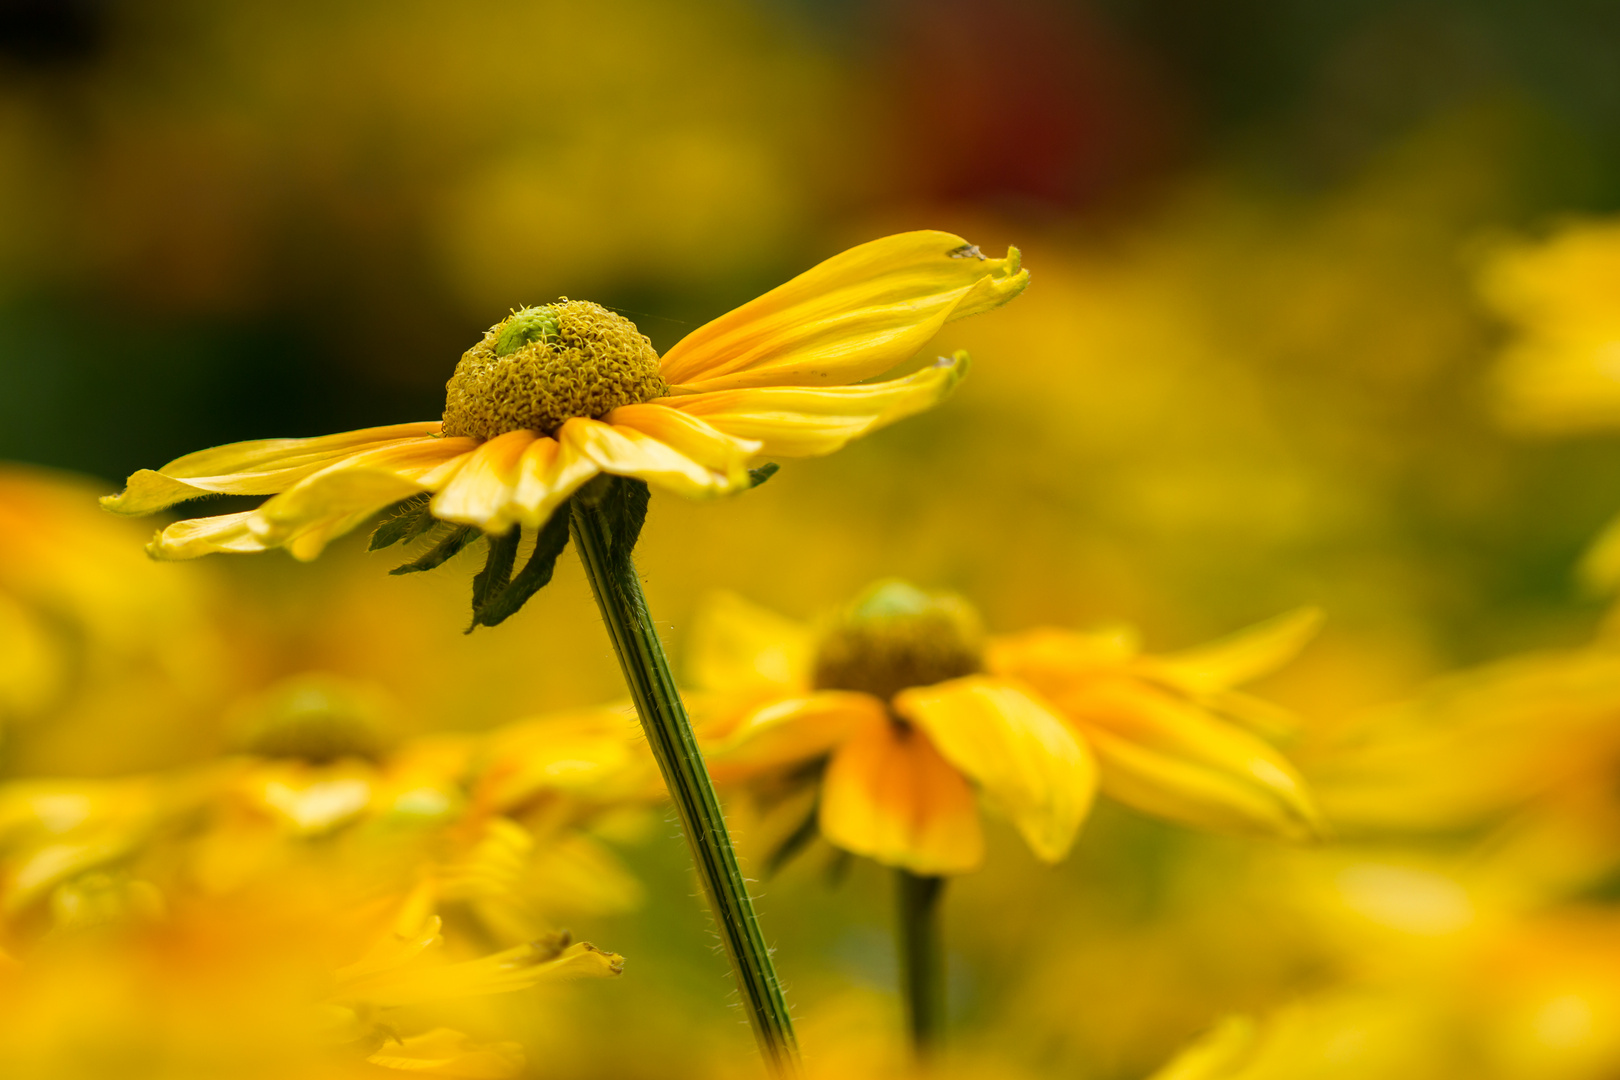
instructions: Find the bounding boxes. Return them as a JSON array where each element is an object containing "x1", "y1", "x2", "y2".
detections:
[{"x1": 569, "y1": 477, "x2": 799, "y2": 1075}]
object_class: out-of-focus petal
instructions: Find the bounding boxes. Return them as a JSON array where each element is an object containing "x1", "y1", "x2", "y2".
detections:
[
  {"x1": 1147, "y1": 608, "x2": 1323, "y2": 694},
  {"x1": 986, "y1": 625, "x2": 1140, "y2": 692},
  {"x1": 662, "y1": 352, "x2": 969, "y2": 458},
  {"x1": 1061, "y1": 679, "x2": 1325, "y2": 841},
  {"x1": 339, "y1": 939, "x2": 623, "y2": 1009},
  {"x1": 894, "y1": 676, "x2": 1095, "y2": 864},
  {"x1": 559, "y1": 417, "x2": 750, "y2": 498},
  {"x1": 685, "y1": 591, "x2": 814, "y2": 694},
  {"x1": 818, "y1": 718, "x2": 983, "y2": 875},
  {"x1": 704, "y1": 692, "x2": 890, "y2": 781},
  {"x1": 365, "y1": 1028, "x2": 525, "y2": 1078},
  {"x1": 101, "y1": 422, "x2": 444, "y2": 514},
  {"x1": 659, "y1": 231, "x2": 1026, "y2": 392}
]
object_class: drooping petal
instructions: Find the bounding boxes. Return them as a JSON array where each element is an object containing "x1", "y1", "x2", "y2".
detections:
[
  {"x1": 1059, "y1": 679, "x2": 1325, "y2": 841},
  {"x1": 1146, "y1": 607, "x2": 1323, "y2": 694},
  {"x1": 145, "y1": 436, "x2": 479, "y2": 560},
  {"x1": 703, "y1": 692, "x2": 890, "y2": 781},
  {"x1": 986, "y1": 625, "x2": 1141, "y2": 692},
  {"x1": 559, "y1": 417, "x2": 749, "y2": 498},
  {"x1": 685, "y1": 590, "x2": 814, "y2": 694},
  {"x1": 429, "y1": 429, "x2": 540, "y2": 532},
  {"x1": 818, "y1": 717, "x2": 984, "y2": 875},
  {"x1": 659, "y1": 231, "x2": 1027, "y2": 392},
  {"x1": 894, "y1": 676, "x2": 1095, "y2": 864},
  {"x1": 606, "y1": 403, "x2": 763, "y2": 477},
  {"x1": 662, "y1": 352, "x2": 969, "y2": 458},
  {"x1": 102, "y1": 422, "x2": 444, "y2": 514}
]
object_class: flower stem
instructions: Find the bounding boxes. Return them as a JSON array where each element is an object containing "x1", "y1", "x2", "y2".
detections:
[
  {"x1": 896, "y1": 869, "x2": 946, "y2": 1057},
  {"x1": 569, "y1": 491, "x2": 799, "y2": 1075}
]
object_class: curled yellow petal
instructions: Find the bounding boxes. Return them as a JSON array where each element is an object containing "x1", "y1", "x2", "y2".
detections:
[
  {"x1": 560, "y1": 417, "x2": 749, "y2": 498},
  {"x1": 818, "y1": 717, "x2": 983, "y2": 875},
  {"x1": 1064, "y1": 679, "x2": 1325, "y2": 841},
  {"x1": 664, "y1": 351, "x2": 969, "y2": 458},
  {"x1": 147, "y1": 510, "x2": 269, "y2": 560},
  {"x1": 429, "y1": 429, "x2": 540, "y2": 532},
  {"x1": 894, "y1": 676, "x2": 1095, "y2": 864},
  {"x1": 660, "y1": 230, "x2": 1026, "y2": 393},
  {"x1": 606, "y1": 403, "x2": 763, "y2": 476},
  {"x1": 101, "y1": 422, "x2": 443, "y2": 515}
]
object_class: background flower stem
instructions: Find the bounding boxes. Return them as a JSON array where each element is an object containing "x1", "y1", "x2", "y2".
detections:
[
  {"x1": 570, "y1": 487, "x2": 799, "y2": 1075},
  {"x1": 897, "y1": 869, "x2": 946, "y2": 1057}
]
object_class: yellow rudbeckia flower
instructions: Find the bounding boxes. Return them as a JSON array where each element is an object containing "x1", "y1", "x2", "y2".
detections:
[
  {"x1": 102, "y1": 231, "x2": 1025, "y2": 567},
  {"x1": 692, "y1": 582, "x2": 1326, "y2": 877}
]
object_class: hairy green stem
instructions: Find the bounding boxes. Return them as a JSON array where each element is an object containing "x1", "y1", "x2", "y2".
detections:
[
  {"x1": 569, "y1": 494, "x2": 799, "y2": 1074},
  {"x1": 897, "y1": 869, "x2": 946, "y2": 1056}
]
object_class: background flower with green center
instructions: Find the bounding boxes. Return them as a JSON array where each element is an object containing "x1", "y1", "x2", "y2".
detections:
[{"x1": 688, "y1": 580, "x2": 1325, "y2": 1053}]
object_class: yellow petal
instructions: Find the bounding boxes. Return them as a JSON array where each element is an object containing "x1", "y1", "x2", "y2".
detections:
[
  {"x1": 560, "y1": 416, "x2": 749, "y2": 497},
  {"x1": 1147, "y1": 1016, "x2": 1262, "y2": 1080},
  {"x1": 366, "y1": 1029, "x2": 525, "y2": 1079},
  {"x1": 147, "y1": 510, "x2": 269, "y2": 560},
  {"x1": 340, "y1": 939, "x2": 623, "y2": 1008},
  {"x1": 894, "y1": 676, "x2": 1095, "y2": 864},
  {"x1": 606, "y1": 403, "x2": 764, "y2": 476},
  {"x1": 1146, "y1": 608, "x2": 1323, "y2": 693},
  {"x1": 703, "y1": 692, "x2": 890, "y2": 781},
  {"x1": 818, "y1": 717, "x2": 983, "y2": 874},
  {"x1": 685, "y1": 590, "x2": 814, "y2": 693},
  {"x1": 429, "y1": 429, "x2": 539, "y2": 532},
  {"x1": 663, "y1": 351, "x2": 969, "y2": 458},
  {"x1": 1062, "y1": 679, "x2": 1325, "y2": 841},
  {"x1": 659, "y1": 231, "x2": 1027, "y2": 392},
  {"x1": 986, "y1": 625, "x2": 1140, "y2": 691},
  {"x1": 101, "y1": 422, "x2": 443, "y2": 514}
]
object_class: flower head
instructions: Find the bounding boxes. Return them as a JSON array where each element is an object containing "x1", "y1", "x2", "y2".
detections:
[
  {"x1": 691, "y1": 584, "x2": 1325, "y2": 876},
  {"x1": 101, "y1": 233, "x2": 1027, "y2": 625}
]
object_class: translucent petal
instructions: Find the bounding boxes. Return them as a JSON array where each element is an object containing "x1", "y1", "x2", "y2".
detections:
[
  {"x1": 663, "y1": 352, "x2": 969, "y2": 458},
  {"x1": 430, "y1": 430, "x2": 539, "y2": 532},
  {"x1": 102, "y1": 422, "x2": 443, "y2": 514},
  {"x1": 660, "y1": 231, "x2": 1026, "y2": 392},
  {"x1": 1147, "y1": 607, "x2": 1323, "y2": 694},
  {"x1": 818, "y1": 718, "x2": 984, "y2": 875},
  {"x1": 895, "y1": 676, "x2": 1095, "y2": 864}
]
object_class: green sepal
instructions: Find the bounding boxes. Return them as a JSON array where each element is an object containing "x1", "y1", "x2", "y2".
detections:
[
  {"x1": 467, "y1": 509, "x2": 573, "y2": 631},
  {"x1": 369, "y1": 496, "x2": 437, "y2": 551},
  {"x1": 469, "y1": 527, "x2": 521, "y2": 620},
  {"x1": 763, "y1": 799, "x2": 822, "y2": 879},
  {"x1": 747, "y1": 463, "x2": 780, "y2": 488},
  {"x1": 390, "y1": 524, "x2": 477, "y2": 575}
]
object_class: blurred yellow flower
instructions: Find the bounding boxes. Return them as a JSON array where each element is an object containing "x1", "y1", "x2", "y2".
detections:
[
  {"x1": 103, "y1": 232, "x2": 1026, "y2": 565},
  {"x1": 692, "y1": 584, "x2": 1325, "y2": 875},
  {"x1": 1482, "y1": 218, "x2": 1620, "y2": 434}
]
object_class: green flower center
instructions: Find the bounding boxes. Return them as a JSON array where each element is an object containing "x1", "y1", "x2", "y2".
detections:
[
  {"x1": 442, "y1": 301, "x2": 668, "y2": 440},
  {"x1": 811, "y1": 580, "x2": 985, "y2": 702},
  {"x1": 231, "y1": 676, "x2": 392, "y2": 764}
]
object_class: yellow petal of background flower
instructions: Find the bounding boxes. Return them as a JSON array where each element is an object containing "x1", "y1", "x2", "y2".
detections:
[
  {"x1": 659, "y1": 230, "x2": 1026, "y2": 392},
  {"x1": 1146, "y1": 607, "x2": 1323, "y2": 694},
  {"x1": 685, "y1": 590, "x2": 814, "y2": 694},
  {"x1": 818, "y1": 717, "x2": 984, "y2": 875},
  {"x1": 365, "y1": 1028, "x2": 525, "y2": 1079},
  {"x1": 340, "y1": 939, "x2": 623, "y2": 1009},
  {"x1": 662, "y1": 351, "x2": 969, "y2": 458},
  {"x1": 101, "y1": 422, "x2": 443, "y2": 514},
  {"x1": 1061, "y1": 679, "x2": 1325, "y2": 841},
  {"x1": 560, "y1": 417, "x2": 747, "y2": 497},
  {"x1": 703, "y1": 691, "x2": 890, "y2": 780},
  {"x1": 894, "y1": 676, "x2": 1095, "y2": 864}
]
